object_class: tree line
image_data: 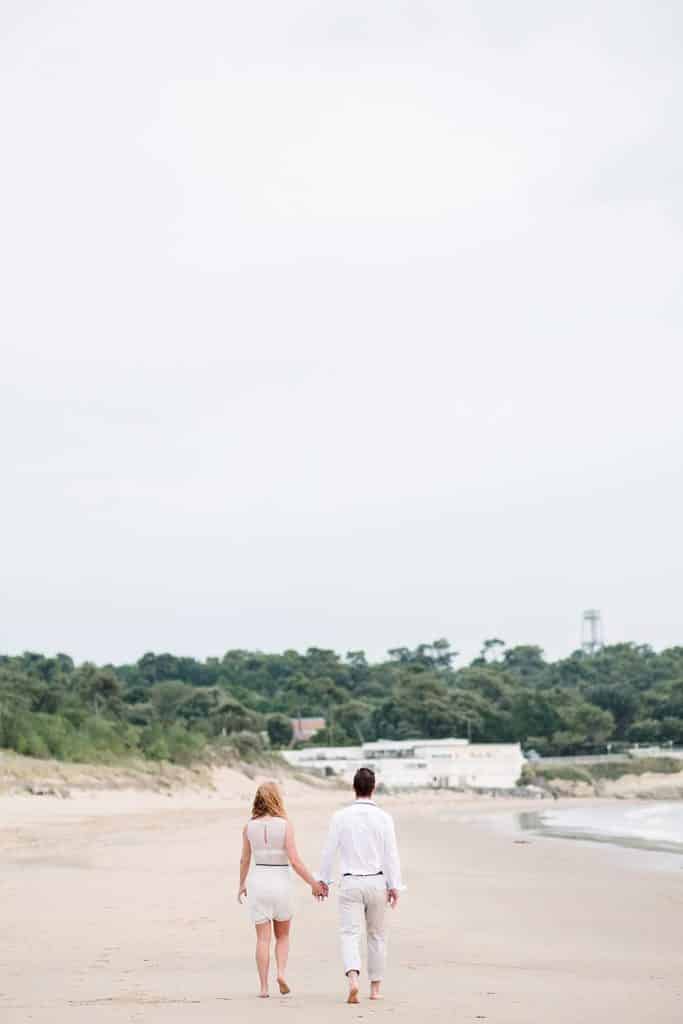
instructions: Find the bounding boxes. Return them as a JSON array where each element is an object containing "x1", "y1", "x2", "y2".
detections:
[{"x1": 1, "y1": 640, "x2": 682, "y2": 765}]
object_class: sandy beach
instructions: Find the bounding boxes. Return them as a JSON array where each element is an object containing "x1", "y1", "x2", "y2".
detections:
[{"x1": 1, "y1": 775, "x2": 682, "y2": 1023}]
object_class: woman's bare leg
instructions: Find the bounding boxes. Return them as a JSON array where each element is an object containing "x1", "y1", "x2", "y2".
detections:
[
  {"x1": 255, "y1": 921, "x2": 272, "y2": 997},
  {"x1": 273, "y1": 918, "x2": 291, "y2": 993}
]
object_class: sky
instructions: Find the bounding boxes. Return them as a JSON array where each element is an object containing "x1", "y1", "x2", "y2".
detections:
[{"x1": 1, "y1": 1, "x2": 682, "y2": 668}]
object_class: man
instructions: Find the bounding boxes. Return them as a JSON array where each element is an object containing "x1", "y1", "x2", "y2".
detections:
[{"x1": 318, "y1": 767, "x2": 402, "y2": 1004}]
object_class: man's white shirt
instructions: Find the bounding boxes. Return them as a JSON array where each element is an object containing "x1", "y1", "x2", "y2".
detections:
[{"x1": 318, "y1": 799, "x2": 402, "y2": 890}]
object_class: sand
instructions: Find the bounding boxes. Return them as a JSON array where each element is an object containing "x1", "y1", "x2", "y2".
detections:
[{"x1": 1, "y1": 774, "x2": 682, "y2": 1023}]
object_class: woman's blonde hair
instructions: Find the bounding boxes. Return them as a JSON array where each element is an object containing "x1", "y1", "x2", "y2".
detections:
[{"x1": 251, "y1": 781, "x2": 286, "y2": 819}]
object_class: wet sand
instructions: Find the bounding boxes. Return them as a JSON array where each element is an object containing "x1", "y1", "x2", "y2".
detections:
[{"x1": 1, "y1": 782, "x2": 682, "y2": 1023}]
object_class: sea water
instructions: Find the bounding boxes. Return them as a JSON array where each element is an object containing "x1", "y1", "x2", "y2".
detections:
[{"x1": 518, "y1": 801, "x2": 683, "y2": 854}]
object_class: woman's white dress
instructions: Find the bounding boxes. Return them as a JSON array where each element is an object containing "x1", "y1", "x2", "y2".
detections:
[{"x1": 246, "y1": 816, "x2": 293, "y2": 924}]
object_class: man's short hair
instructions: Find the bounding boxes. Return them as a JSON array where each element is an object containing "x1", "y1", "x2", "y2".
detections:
[{"x1": 353, "y1": 767, "x2": 376, "y2": 798}]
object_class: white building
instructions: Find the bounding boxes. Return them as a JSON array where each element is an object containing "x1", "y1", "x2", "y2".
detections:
[{"x1": 283, "y1": 737, "x2": 524, "y2": 790}]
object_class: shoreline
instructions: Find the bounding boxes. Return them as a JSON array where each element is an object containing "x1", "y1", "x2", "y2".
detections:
[{"x1": 515, "y1": 801, "x2": 683, "y2": 858}]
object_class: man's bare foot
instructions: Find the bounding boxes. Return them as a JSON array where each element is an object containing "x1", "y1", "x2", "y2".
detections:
[
  {"x1": 277, "y1": 977, "x2": 291, "y2": 995},
  {"x1": 370, "y1": 981, "x2": 383, "y2": 1000},
  {"x1": 347, "y1": 971, "x2": 360, "y2": 1004}
]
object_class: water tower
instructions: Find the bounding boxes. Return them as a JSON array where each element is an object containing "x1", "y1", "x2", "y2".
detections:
[{"x1": 581, "y1": 609, "x2": 604, "y2": 654}]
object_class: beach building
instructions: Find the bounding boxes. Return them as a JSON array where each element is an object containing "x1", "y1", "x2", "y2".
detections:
[
  {"x1": 290, "y1": 716, "x2": 326, "y2": 743},
  {"x1": 283, "y1": 737, "x2": 524, "y2": 790}
]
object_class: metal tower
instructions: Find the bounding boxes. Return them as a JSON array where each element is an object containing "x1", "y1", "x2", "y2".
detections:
[{"x1": 581, "y1": 609, "x2": 604, "y2": 654}]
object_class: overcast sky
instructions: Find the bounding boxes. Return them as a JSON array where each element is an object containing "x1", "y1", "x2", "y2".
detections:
[{"x1": 1, "y1": 1, "x2": 682, "y2": 668}]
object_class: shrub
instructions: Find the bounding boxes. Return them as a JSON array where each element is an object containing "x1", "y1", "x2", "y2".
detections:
[
  {"x1": 165, "y1": 723, "x2": 206, "y2": 765},
  {"x1": 526, "y1": 757, "x2": 682, "y2": 786},
  {"x1": 529, "y1": 765, "x2": 592, "y2": 783},
  {"x1": 140, "y1": 724, "x2": 170, "y2": 761},
  {"x1": 230, "y1": 730, "x2": 265, "y2": 760},
  {"x1": 590, "y1": 757, "x2": 681, "y2": 780}
]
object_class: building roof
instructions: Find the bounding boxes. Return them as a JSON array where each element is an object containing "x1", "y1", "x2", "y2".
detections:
[{"x1": 363, "y1": 737, "x2": 468, "y2": 752}]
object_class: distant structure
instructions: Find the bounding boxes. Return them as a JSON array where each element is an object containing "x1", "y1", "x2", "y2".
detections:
[
  {"x1": 581, "y1": 609, "x2": 604, "y2": 654},
  {"x1": 290, "y1": 716, "x2": 326, "y2": 743},
  {"x1": 283, "y1": 737, "x2": 524, "y2": 790}
]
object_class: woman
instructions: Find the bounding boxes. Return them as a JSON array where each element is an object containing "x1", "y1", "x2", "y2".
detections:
[{"x1": 238, "y1": 781, "x2": 324, "y2": 998}]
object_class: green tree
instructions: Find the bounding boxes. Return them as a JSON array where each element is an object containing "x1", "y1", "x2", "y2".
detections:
[
  {"x1": 552, "y1": 701, "x2": 615, "y2": 752},
  {"x1": 1, "y1": 639, "x2": 681, "y2": 764},
  {"x1": 76, "y1": 665, "x2": 124, "y2": 718},
  {"x1": 328, "y1": 701, "x2": 372, "y2": 743},
  {"x1": 151, "y1": 681, "x2": 194, "y2": 724},
  {"x1": 502, "y1": 645, "x2": 546, "y2": 680},
  {"x1": 266, "y1": 714, "x2": 294, "y2": 748},
  {"x1": 584, "y1": 684, "x2": 639, "y2": 737}
]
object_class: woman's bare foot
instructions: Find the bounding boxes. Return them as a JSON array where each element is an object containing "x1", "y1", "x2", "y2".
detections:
[
  {"x1": 347, "y1": 971, "x2": 360, "y2": 1004},
  {"x1": 258, "y1": 992, "x2": 270, "y2": 998},
  {"x1": 277, "y1": 977, "x2": 291, "y2": 995},
  {"x1": 370, "y1": 980, "x2": 383, "y2": 1000}
]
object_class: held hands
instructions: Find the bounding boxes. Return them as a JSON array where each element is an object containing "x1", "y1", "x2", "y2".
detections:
[{"x1": 311, "y1": 880, "x2": 329, "y2": 901}]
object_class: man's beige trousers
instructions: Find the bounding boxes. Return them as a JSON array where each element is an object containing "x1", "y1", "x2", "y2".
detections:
[{"x1": 338, "y1": 874, "x2": 387, "y2": 980}]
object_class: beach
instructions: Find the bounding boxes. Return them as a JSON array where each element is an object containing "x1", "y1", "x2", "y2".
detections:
[{"x1": 1, "y1": 776, "x2": 682, "y2": 1023}]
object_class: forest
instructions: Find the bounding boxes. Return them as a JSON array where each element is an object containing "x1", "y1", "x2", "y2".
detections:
[{"x1": 1, "y1": 640, "x2": 682, "y2": 765}]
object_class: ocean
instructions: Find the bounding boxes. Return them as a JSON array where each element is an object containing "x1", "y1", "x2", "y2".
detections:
[{"x1": 518, "y1": 801, "x2": 683, "y2": 855}]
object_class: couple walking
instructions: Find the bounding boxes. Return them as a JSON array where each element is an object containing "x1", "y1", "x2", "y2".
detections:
[{"x1": 238, "y1": 767, "x2": 402, "y2": 1003}]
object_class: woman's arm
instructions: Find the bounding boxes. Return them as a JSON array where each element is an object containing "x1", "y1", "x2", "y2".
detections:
[
  {"x1": 237, "y1": 826, "x2": 251, "y2": 903},
  {"x1": 285, "y1": 822, "x2": 325, "y2": 896}
]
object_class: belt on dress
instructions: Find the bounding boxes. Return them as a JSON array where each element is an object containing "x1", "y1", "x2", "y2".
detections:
[
  {"x1": 254, "y1": 862, "x2": 289, "y2": 867},
  {"x1": 342, "y1": 870, "x2": 383, "y2": 877}
]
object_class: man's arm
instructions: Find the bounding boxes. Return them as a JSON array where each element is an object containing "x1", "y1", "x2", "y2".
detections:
[
  {"x1": 318, "y1": 812, "x2": 340, "y2": 886},
  {"x1": 383, "y1": 813, "x2": 402, "y2": 904}
]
